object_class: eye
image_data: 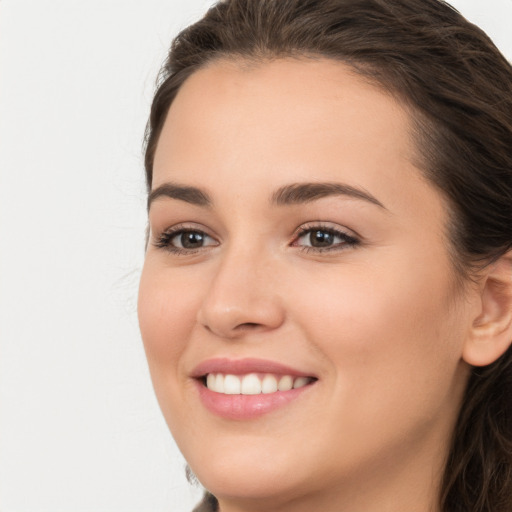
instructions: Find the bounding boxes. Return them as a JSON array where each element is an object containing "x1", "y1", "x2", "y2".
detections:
[
  {"x1": 154, "y1": 227, "x2": 218, "y2": 254},
  {"x1": 293, "y1": 225, "x2": 359, "y2": 252},
  {"x1": 173, "y1": 231, "x2": 214, "y2": 249}
]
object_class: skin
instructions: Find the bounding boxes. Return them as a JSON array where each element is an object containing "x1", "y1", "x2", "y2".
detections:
[{"x1": 138, "y1": 58, "x2": 483, "y2": 512}]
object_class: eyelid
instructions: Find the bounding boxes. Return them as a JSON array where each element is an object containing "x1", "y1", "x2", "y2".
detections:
[
  {"x1": 290, "y1": 222, "x2": 360, "y2": 252},
  {"x1": 152, "y1": 222, "x2": 216, "y2": 239},
  {"x1": 291, "y1": 221, "x2": 359, "y2": 240},
  {"x1": 152, "y1": 223, "x2": 220, "y2": 254}
]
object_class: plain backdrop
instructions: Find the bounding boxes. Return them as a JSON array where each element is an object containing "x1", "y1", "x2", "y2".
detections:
[{"x1": 0, "y1": 1, "x2": 511, "y2": 511}]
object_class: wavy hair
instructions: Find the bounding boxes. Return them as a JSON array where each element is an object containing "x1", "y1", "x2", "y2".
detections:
[{"x1": 144, "y1": 1, "x2": 512, "y2": 510}]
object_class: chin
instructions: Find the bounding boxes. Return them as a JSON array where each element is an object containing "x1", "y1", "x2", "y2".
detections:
[
  {"x1": 196, "y1": 469, "x2": 306, "y2": 509},
  {"x1": 185, "y1": 441, "x2": 312, "y2": 503}
]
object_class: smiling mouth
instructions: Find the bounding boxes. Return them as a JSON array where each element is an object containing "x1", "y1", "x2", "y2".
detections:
[{"x1": 201, "y1": 373, "x2": 317, "y2": 395}]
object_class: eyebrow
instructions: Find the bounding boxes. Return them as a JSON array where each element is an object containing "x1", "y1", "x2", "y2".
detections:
[
  {"x1": 147, "y1": 180, "x2": 386, "y2": 211},
  {"x1": 271, "y1": 182, "x2": 386, "y2": 209},
  {"x1": 148, "y1": 182, "x2": 212, "y2": 210}
]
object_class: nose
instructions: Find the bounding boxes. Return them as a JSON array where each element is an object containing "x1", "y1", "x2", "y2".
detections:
[{"x1": 196, "y1": 248, "x2": 285, "y2": 339}]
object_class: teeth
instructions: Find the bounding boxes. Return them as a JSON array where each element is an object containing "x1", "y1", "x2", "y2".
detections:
[
  {"x1": 278, "y1": 375, "x2": 293, "y2": 391},
  {"x1": 206, "y1": 373, "x2": 216, "y2": 390},
  {"x1": 205, "y1": 373, "x2": 314, "y2": 395},
  {"x1": 293, "y1": 377, "x2": 310, "y2": 389},
  {"x1": 261, "y1": 374, "x2": 278, "y2": 394},
  {"x1": 241, "y1": 374, "x2": 261, "y2": 395},
  {"x1": 224, "y1": 374, "x2": 241, "y2": 394},
  {"x1": 215, "y1": 374, "x2": 224, "y2": 393}
]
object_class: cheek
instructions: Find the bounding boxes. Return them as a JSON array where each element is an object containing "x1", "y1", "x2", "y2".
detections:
[
  {"x1": 293, "y1": 261, "x2": 447, "y2": 341},
  {"x1": 281, "y1": 259, "x2": 468, "y2": 475},
  {"x1": 138, "y1": 262, "x2": 198, "y2": 381},
  {"x1": 289, "y1": 256, "x2": 465, "y2": 413},
  {"x1": 138, "y1": 260, "x2": 208, "y2": 438}
]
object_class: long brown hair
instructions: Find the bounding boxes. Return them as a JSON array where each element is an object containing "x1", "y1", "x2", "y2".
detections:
[{"x1": 144, "y1": 1, "x2": 512, "y2": 510}]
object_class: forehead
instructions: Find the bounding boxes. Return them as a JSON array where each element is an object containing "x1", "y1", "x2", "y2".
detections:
[
  {"x1": 154, "y1": 57, "x2": 417, "y2": 179},
  {"x1": 153, "y1": 57, "x2": 440, "y2": 219}
]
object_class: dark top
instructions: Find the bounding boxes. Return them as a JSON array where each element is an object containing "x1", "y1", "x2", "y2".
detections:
[{"x1": 192, "y1": 492, "x2": 218, "y2": 512}]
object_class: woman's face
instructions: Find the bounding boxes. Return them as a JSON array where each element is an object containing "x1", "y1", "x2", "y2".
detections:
[{"x1": 139, "y1": 59, "x2": 475, "y2": 509}]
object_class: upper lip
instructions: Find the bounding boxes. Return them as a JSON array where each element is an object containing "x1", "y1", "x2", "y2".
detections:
[{"x1": 190, "y1": 357, "x2": 317, "y2": 379}]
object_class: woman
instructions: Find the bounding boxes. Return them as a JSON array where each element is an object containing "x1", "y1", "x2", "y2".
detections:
[{"x1": 138, "y1": 0, "x2": 512, "y2": 510}]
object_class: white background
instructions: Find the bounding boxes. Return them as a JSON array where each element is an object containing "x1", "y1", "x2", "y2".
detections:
[{"x1": 0, "y1": 1, "x2": 511, "y2": 511}]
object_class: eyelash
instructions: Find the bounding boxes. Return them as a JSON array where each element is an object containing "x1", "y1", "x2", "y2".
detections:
[
  {"x1": 153, "y1": 225, "x2": 217, "y2": 255},
  {"x1": 292, "y1": 224, "x2": 360, "y2": 253},
  {"x1": 153, "y1": 224, "x2": 360, "y2": 255}
]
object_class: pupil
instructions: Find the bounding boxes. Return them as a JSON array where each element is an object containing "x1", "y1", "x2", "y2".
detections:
[
  {"x1": 181, "y1": 232, "x2": 204, "y2": 248},
  {"x1": 311, "y1": 230, "x2": 333, "y2": 247}
]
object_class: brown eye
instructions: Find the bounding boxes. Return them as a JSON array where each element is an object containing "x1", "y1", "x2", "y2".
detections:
[
  {"x1": 170, "y1": 230, "x2": 218, "y2": 250},
  {"x1": 309, "y1": 230, "x2": 335, "y2": 247},
  {"x1": 155, "y1": 228, "x2": 218, "y2": 253},
  {"x1": 294, "y1": 226, "x2": 359, "y2": 252},
  {"x1": 178, "y1": 231, "x2": 207, "y2": 249}
]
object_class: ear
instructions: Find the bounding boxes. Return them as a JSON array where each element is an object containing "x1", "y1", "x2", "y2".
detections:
[{"x1": 463, "y1": 251, "x2": 512, "y2": 367}]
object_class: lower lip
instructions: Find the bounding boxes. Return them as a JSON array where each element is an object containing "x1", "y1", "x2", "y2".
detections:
[{"x1": 195, "y1": 379, "x2": 315, "y2": 420}]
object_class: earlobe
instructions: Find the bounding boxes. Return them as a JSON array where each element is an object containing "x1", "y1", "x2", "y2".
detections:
[{"x1": 462, "y1": 251, "x2": 512, "y2": 367}]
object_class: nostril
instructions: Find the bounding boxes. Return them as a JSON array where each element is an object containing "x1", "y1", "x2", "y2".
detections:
[{"x1": 235, "y1": 322, "x2": 262, "y2": 331}]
